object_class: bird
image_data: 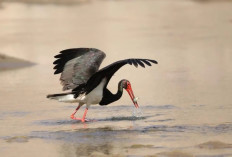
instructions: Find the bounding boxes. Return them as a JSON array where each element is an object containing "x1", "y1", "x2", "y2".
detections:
[{"x1": 47, "y1": 48, "x2": 158, "y2": 122}]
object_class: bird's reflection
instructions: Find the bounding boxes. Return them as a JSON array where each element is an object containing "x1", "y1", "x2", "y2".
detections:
[{"x1": 71, "y1": 121, "x2": 88, "y2": 129}]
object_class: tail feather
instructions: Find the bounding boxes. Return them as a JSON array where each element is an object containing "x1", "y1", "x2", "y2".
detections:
[
  {"x1": 47, "y1": 93, "x2": 70, "y2": 99},
  {"x1": 47, "y1": 92, "x2": 77, "y2": 103}
]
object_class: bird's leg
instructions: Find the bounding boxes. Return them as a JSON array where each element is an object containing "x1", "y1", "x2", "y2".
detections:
[
  {"x1": 71, "y1": 104, "x2": 90, "y2": 122},
  {"x1": 70, "y1": 104, "x2": 82, "y2": 120},
  {"x1": 81, "y1": 108, "x2": 88, "y2": 122}
]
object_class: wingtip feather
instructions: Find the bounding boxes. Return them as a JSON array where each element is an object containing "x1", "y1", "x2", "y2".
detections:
[
  {"x1": 148, "y1": 59, "x2": 158, "y2": 64},
  {"x1": 136, "y1": 59, "x2": 145, "y2": 68}
]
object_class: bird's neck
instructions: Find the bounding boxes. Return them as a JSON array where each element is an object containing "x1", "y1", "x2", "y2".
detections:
[
  {"x1": 114, "y1": 83, "x2": 123, "y2": 100},
  {"x1": 110, "y1": 82, "x2": 123, "y2": 102},
  {"x1": 99, "y1": 81, "x2": 124, "y2": 106}
]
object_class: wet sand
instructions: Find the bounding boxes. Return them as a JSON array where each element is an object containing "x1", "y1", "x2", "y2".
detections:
[
  {"x1": 0, "y1": 0, "x2": 232, "y2": 156},
  {"x1": 0, "y1": 54, "x2": 35, "y2": 71}
]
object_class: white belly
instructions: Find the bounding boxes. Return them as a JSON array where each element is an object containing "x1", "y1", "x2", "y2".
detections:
[
  {"x1": 56, "y1": 78, "x2": 106, "y2": 105},
  {"x1": 80, "y1": 78, "x2": 106, "y2": 105}
]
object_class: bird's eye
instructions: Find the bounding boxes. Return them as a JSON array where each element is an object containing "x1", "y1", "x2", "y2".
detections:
[{"x1": 123, "y1": 81, "x2": 127, "y2": 88}]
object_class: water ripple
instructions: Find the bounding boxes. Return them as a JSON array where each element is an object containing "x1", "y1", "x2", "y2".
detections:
[{"x1": 144, "y1": 123, "x2": 232, "y2": 134}]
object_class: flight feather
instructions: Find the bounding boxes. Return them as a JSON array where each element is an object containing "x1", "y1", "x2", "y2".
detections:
[{"x1": 53, "y1": 48, "x2": 106, "y2": 91}]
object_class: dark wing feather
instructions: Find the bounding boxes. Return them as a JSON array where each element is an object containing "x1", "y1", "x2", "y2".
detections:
[
  {"x1": 53, "y1": 48, "x2": 106, "y2": 91},
  {"x1": 78, "y1": 58, "x2": 157, "y2": 96},
  {"x1": 135, "y1": 59, "x2": 145, "y2": 68}
]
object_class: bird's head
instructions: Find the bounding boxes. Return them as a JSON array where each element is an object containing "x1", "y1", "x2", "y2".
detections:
[{"x1": 119, "y1": 79, "x2": 139, "y2": 108}]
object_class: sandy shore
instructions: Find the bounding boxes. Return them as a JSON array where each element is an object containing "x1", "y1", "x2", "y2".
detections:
[{"x1": 0, "y1": 53, "x2": 35, "y2": 71}]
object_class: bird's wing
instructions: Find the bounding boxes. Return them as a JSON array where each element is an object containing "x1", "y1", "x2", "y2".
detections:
[
  {"x1": 83, "y1": 58, "x2": 158, "y2": 94},
  {"x1": 53, "y1": 48, "x2": 106, "y2": 91}
]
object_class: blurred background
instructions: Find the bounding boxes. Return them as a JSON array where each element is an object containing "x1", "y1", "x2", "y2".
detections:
[{"x1": 0, "y1": 0, "x2": 232, "y2": 157}]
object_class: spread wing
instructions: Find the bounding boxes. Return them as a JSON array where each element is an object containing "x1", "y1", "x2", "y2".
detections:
[
  {"x1": 84, "y1": 58, "x2": 158, "y2": 95},
  {"x1": 53, "y1": 48, "x2": 106, "y2": 91}
]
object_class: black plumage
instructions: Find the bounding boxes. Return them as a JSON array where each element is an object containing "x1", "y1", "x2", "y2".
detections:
[
  {"x1": 77, "y1": 58, "x2": 157, "y2": 97},
  {"x1": 53, "y1": 48, "x2": 157, "y2": 98}
]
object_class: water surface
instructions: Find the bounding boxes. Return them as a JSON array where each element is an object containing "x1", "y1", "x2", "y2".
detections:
[{"x1": 0, "y1": 0, "x2": 232, "y2": 156}]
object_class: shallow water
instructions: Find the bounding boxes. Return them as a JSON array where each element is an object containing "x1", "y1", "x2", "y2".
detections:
[{"x1": 0, "y1": 0, "x2": 232, "y2": 156}]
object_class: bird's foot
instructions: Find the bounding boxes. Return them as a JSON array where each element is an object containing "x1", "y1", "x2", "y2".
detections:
[
  {"x1": 70, "y1": 115, "x2": 91, "y2": 122},
  {"x1": 70, "y1": 114, "x2": 81, "y2": 121}
]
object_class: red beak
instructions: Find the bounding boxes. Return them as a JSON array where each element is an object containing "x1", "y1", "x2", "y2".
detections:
[{"x1": 125, "y1": 83, "x2": 139, "y2": 108}]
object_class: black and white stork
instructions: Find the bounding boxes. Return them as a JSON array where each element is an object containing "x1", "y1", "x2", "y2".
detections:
[{"x1": 47, "y1": 48, "x2": 158, "y2": 122}]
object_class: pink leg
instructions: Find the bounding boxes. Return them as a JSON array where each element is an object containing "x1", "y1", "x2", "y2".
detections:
[
  {"x1": 81, "y1": 108, "x2": 88, "y2": 122},
  {"x1": 70, "y1": 105, "x2": 82, "y2": 120}
]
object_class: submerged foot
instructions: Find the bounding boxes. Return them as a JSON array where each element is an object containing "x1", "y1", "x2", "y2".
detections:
[{"x1": 70, "y1": 115, "x2": 93, "y2": 122}]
